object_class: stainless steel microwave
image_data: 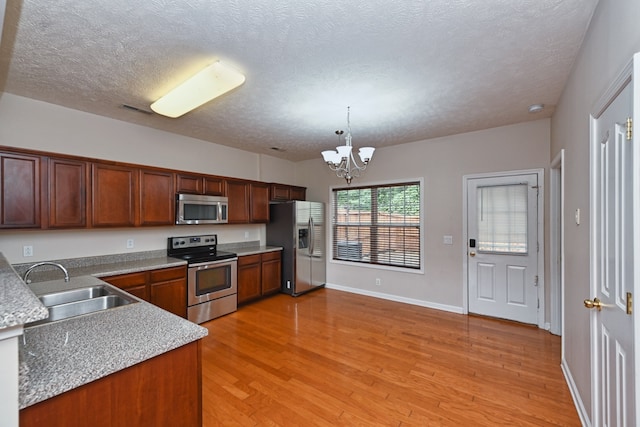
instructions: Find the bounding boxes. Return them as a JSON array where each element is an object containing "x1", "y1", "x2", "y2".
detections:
[{"x1": 176, "y1": 194, "x2": 228, "y2": 225}]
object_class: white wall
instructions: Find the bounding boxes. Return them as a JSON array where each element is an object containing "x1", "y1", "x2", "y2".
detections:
[
  {"x1": 297, "y1": 119, "x2": 550, "y2": 311},
  {"x1": 550, "y1": 0, "x2": 640, "y2": 420},
  {"x1": 0, "y1": 93, "x2": 298, "y2": 263}
]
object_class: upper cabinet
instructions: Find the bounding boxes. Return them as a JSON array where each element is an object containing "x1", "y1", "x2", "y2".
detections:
[
  {"x1": 270, "y1": 183, "x2": 306, "y2": 202},
  {"x1": 0, "y1": 146, "x2": 306, "y2": 229},
  {"x1": 48, "y1": 157, "x2": 89, "y2": 228},
  {"x1": 0, "y1": 151, "x2": 42, "y2": 228},
  {"x1": 139, "y1": 169, "x2": 174, "y2": 226},
  {"x1": 225, "y1": 179, "x2": 250, "y2": 223},
  {"x1": 176, "y1": 173, "x2": 225, "y2": 196},
  {"x1": 226, "y1": 180, "x2": 271, "y2": 224},
  {"x1": 250, "y1": 182, "x2": 270, "y2": 223},
  {"x1": 91, "y1": 163, "x2": 137, "y2": 227}
]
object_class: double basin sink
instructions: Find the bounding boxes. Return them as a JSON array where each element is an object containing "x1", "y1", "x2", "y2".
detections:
[{"x1": 32, "y1": 284, "x2": 138, "y2": 325}]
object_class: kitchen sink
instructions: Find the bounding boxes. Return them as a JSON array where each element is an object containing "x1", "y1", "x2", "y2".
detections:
[
  {"x1": 32, "y1": 285, "x2": 138, "y2": 325},
  {"x1": 39, "y1": 285, "x2": 114, "y2": 306}
]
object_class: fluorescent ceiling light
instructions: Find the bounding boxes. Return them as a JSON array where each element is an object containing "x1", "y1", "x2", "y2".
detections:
[{"x1": 150, "y1": 61, "x2": 245, "y2": 118}]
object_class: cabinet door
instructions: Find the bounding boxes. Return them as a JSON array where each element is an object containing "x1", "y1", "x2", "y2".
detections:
[
  {"x1": 261, "y1": 252, "x2": 282, "y2": 295},
  {"x1": 250, "y1": 182, "x2": 270, "y2": 223},
  {"x1": 150, "y1": 279, "x2": 187, "y2": 318},
  {"x1": 290, "y1": 186, "x2": 306, "y2": 201},
  {"x1": 226, "y1": 179, "x2": 250, "y2": 223},
  {"x1": 48, "y1": 158, "x2": 88, "y2": 228},
  {"x1": 92, "y1": 163, "x2": 137, "y2": 227},
  {"x1": 237, "y1": 254, "x2": 261, "y2": 304},
  {"x1": 139, "y1": 169, "x2": 174, "y2": 226},
  {"x1": 149, "y1": 266, "x2": 187, "y2": 318},
  {"x1": 203, "y1": 176, "x2": 225, "y2": 196},
  {"x1": 175, "y1": 174, "x2": 202, "y2": 194},
  {"x1": 0, "y1": 152, "x2": 41, "y2": 228},
  {"x1": 270, "y1": 184, "x2": 290, "y2": 201}
]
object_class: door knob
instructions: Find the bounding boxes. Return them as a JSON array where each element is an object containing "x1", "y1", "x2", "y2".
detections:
[
  {"x1": 469, "y1": 251, "x2": 476, "y2": 257},
  {"x1": 584, "y1": 297, "x2": 603, "y2": 311}
]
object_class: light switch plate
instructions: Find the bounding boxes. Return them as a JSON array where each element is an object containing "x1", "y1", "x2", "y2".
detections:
[{"x1": 443, "y1": 235, "x2": 453, "y2": 245}]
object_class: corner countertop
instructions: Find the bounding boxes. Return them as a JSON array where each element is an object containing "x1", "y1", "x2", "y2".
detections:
[
  {"x1": 0, "y1": 255, "x2": 48, "y2": 330},
  {"x1": 20, "y1": 276, "x2": 207, "y2": 409}
]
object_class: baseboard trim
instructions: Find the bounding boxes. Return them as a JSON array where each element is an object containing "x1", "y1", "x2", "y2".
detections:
[
  {"x1": 324, "y1": 283, "x2": 464, "y2": 314},
  {"x1": 561, "y1": 357, "x2": 591, "y2": 426}
]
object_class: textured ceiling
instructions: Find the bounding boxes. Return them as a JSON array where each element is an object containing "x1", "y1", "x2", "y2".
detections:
[{"x1": 0, "y1": 0, "x2": 598, "y2": 161}]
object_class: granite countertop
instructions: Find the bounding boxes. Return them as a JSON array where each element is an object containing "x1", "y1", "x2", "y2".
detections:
[
  {"x1": 19, "y1": 275, "x2": 207, "y2": 408},
  {"x1": 232, "y1": 245, "x2": 283, "y2": 257},
  {"x1": 0, "y1": 255, "x2": 48, "y2": 329}
]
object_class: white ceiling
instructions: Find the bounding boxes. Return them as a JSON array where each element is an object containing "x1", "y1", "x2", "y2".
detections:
[{"x1": 0, "y1": 0, "x2": 598, "y2": 161}]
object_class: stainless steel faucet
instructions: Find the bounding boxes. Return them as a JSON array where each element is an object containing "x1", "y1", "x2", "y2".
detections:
[{"x1": 23, "y1": 262, "x2": 70, "y2": 284}]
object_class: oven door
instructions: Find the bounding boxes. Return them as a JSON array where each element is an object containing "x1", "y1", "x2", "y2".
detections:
[{"x1": 187, "y1": 258, "x2": 237, "y2": 306}]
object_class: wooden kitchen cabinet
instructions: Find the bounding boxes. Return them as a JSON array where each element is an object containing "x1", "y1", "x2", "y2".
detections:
[
  {"x1": 237, "y1": 251, "x2": 282, "y2": 304},
  {"x1": 47, "y1": 157, "x2": 89, "y2": 228},
  {"x1": 138, "y1": 168, "x2": 174, "y2": 226},
  {"x1": 176, "y1": 173, "x2": 225, "y2": 196},
  {"x1": 0, "y1": 151, "x2": 42, "y2": 228},
  {"x1": 237, "y1": 254, "x2": 262, "y2": 304},
  {"x1": 250, "y1": 182, "x2": 270, "y2": 223},
  {"x1": 20, "y1": 340, "x2": 202, "y2": 427},
  {"x1": 269, "y1": 183, "x2": 306, "y2": 202},
  {"x1": 91, "y1": 163, "x2": 137, "y2": 227},
  {"x1": 149, "y1": 266, "x2": 187, "y2": 318},
  {"x1": 261, "y1": 251, "x2": 282, "y2": 295},
  {"x1": 225, "y1": 179, "x2": 250, "y2": 223},
  {"x1": 102, "y1": 266, "x2": 187, "y2": 318}
]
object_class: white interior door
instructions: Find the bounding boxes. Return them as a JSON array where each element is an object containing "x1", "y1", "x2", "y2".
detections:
[
  {"x1": 467, "y1": 173, "x2": 539, "y2": 324},
  {"x1": 588, "y1": 58, "x2": 636, "y2": 426}
]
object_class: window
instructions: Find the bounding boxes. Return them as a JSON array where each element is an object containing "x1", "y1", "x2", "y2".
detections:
[
  {"x1": 477, "y1": 184, "x2": 528, "y2": 254},
  {"x1": 332, "y1": 182, "x2": 421, "y2": 269}
]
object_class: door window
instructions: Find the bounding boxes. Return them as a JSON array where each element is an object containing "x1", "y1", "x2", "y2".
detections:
[{"x1": 477, "y1": 184, "x2": 528, "y2": 254}]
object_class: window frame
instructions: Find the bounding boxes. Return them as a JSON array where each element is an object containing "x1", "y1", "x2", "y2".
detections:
[{"x1": 329, "y1": 178, "x2": 424, "y2": 272}]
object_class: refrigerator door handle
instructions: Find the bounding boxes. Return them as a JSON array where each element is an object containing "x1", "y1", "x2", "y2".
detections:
[{"x1": 309, "y1": 217, "x2": 315, "y2": 255}]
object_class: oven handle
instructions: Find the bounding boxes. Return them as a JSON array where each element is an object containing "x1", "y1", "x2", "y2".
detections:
[{"x1": 189, "y1": 257, "x2": 238, "y2": 268}]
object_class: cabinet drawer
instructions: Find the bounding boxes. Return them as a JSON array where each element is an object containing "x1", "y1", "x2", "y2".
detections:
[
  {"x1": 102, "y1": 271, "x2": 147, "y2": 288},
  {"x1": 149, "y1": 266, "x2": 186, "y2": 282},
  {"x1": 261, "y1": 251, "x2": 281, "y2": 262},
  {"x1": 238, "y1": 254, "x2": 261, "y2": 266}
]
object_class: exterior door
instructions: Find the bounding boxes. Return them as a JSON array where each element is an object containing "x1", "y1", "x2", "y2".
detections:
[
  {"x1": 588, "y1": 58, "x2": 636, "y2": 426},
  {"x1": 467, "y1": 173, "x2": 539, "y2": 324}
]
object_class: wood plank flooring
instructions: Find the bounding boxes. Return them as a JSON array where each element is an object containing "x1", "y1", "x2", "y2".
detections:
[{"x1": 200, "y1": 289, "x2": 580, "y2": 426}]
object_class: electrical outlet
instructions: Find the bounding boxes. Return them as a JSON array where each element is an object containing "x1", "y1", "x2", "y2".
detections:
[
  {"x1": 126, "y1": 239, "x2": 134, "y2": 249},
  {"x1": 23, "y1": 245, "x2": 33, "y2": 257},
  {"x1": 244, "y1": 231, "x2": 249, "y2": 239},
  {"x1": 375, "y1": 278, "x2": 381, "y2": 286},
  {"x1": 443, "y1": 235, "x2": 453, "y2": 245}
]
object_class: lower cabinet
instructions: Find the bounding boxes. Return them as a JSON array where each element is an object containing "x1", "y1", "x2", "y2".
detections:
[
  {"x1": 102, "y1": 266, "x2": 187, "y2": 318},
  {"x1": 237, "y1": 251, "x2": 282, "y2": 304},
  {"x1": 20, "y1": 340, "x2": 202, "y2": 427}
]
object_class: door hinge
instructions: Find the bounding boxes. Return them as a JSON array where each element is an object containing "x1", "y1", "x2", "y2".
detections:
[
  {"x1": 627, "y1": 117, "x2": 633, "y2": 141},
  {"x1": 534, "y1": 275, "x2": 539, "y2": 287},
  {"x1": 627, "y1": 292, "x2": 633, "y2": 315}
]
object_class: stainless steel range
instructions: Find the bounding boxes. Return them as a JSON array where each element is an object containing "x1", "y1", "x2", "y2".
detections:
[{"x1": 167, "y1": 234, "x2": 237, "y2": 324}]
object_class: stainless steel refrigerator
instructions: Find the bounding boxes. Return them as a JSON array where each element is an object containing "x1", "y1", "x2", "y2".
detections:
[{"x1": 266, "y1": 201, "x2": 326, "y2": 296}]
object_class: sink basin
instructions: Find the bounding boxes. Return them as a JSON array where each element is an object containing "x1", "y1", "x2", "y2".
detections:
[
  {"x1": 46, "y1": 295, "x2": 134, "y2": 322},
  {"x1": 39, "y1": 285, "x2": 114, "y2": 306},
  {"x1": 32, "y1": 285, "x2": 138, "y2": 325}
]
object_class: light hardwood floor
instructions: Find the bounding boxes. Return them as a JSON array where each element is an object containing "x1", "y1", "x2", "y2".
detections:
[{"x1": 200, "y1": 289, "x2": 580, "y2": 426}]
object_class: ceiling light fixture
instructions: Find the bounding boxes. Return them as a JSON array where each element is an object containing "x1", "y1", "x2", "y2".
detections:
[
  {"x1": 321, "y1": 107, "x2": 375, "y2": 184},
  {"x1": 150, "y1": 61, "x2": 245, "y2": 118},
  {"x1": 528, "y1": 103, "x2": 544, "y2": 113}
]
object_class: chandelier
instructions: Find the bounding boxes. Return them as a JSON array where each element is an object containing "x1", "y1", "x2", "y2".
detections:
[{"x1": 321, "y1": 107, "x2": 375, "y2": 184}]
